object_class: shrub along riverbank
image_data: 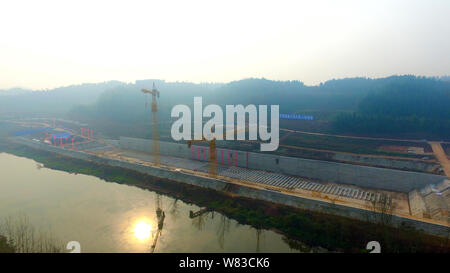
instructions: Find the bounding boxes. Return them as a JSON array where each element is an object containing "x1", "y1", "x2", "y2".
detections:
[
  {"x1": 0, "y1": 235, "x2": 14, "y2": 253},
  {"x1": 0, "y1": 141, "x2": 448, "y2": 253}
]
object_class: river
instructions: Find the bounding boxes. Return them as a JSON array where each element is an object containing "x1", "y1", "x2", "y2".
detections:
[{"x1": 0, "y1": 152, "x2": 311, "y2": 253}]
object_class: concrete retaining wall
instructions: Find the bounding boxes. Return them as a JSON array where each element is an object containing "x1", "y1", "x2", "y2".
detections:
[
  {"x1": 11, "y1": 137, "x2": 449, "y2": 237},
  {"x1": 119, "y1": 137, "x2": 448, "y2": 193}
]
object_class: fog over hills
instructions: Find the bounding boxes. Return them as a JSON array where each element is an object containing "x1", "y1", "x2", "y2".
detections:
[
  {"x1": 0, "y1": 81, "x2": 124, "y2": 116},
  {"x1": 1, "y1": 75, "x2": 449, "y2": 139}
]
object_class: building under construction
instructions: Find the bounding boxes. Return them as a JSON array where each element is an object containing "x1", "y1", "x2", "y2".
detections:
[
  {"x1": 9, "y1": 130, "x2": 450, "y2": 237},
  {"x1": 4, "y1": 84, "x2": 449, "y2": 237}
]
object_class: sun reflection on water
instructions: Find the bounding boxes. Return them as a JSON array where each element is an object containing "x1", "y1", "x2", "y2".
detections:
[{"x1": 133, "y1": 219, "x2": 153, "y2": 241}]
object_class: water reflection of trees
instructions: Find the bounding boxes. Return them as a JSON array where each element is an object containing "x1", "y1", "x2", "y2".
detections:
[
  {"x1": 190, "y1": 209, "x2": 213, "y2": 231},
  {"x1": 189, "y1": 209, "x2": 232, "y2": 249},
  {"x1": 168, "y1": 199, "x2": 180, "y2": 220},
  {"x1": 189, "y1": 210, "x2": 266, "y2": 251},
  {"x1": 255, "y1": 227, "x2": 264, "y2": 253},
  {"x1": 282, "y1": 236, "x2": 311, "y2": 253},
  {"x1": 0, "y1": 215, "x2": 65, "y2": 253},
  {"x1": 216, "y1": 214, "x2": 231, "y2": 249}
]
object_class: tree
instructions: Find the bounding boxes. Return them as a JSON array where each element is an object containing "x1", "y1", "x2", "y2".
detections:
[{"x1": 368, "y1": 193, "x2": 396, "y2": 226}]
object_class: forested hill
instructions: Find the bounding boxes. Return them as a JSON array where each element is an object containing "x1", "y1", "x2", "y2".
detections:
[
  {"x1": 64, "y1": 75, "x2": 449, "y2": 139},
  {"x1": 333, "y1": 76, "x2": 450, "y2": 139},
  {"x1": 1, "y1": 75, "x2": 448, "y2": 139},
  {"x1": 0, "y1": 81, "x2": 124, "y2": 117},
  {"x1": 65, "y1": 76, "x2": 379, "y2": 135},
  {"x1": 70, "y1": 75, "x2": 450, "y2": 121}
]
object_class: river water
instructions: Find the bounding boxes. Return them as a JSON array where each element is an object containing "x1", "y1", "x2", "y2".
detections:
[{"x1": 0, "y1": 153, "x2": 310, "y2": 253}]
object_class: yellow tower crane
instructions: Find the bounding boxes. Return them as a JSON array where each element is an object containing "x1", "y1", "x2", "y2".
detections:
[
  {"x1": 186, "y1": 124, "x2": 248, "y2": 177},
  {"x1": 187, "y1": 137, "x2": 217, "y2": 177},
  {"x1": 142, "y1": 83, "x2": 161, "y2": 165}
]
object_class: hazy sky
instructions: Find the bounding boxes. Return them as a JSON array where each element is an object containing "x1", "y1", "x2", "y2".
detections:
[{"x1": 1, "y1": 0, "x2": 449, "y2": 89}]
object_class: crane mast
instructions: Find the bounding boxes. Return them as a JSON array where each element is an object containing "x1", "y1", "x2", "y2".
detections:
[
  {"x1": 141, "y1": 82, "x2": 160, "y2": 165},
  {"x1": 187, "y1": 137, "x2": 217, "y2": 177},
  {"x1": 186, "y1": 125, "x2": 249, "y2": 177}
]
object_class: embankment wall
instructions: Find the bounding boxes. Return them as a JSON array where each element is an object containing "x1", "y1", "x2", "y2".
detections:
[
  {"x1": 119, "y1": 137, "x2": 448, "y2": 193},
  {"x1": 10, "y1": 137, "x2": 448, "y2": 237}
]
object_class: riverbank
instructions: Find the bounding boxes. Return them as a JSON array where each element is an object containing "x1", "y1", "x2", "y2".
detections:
[{"x1": 1, "y1": 141, "x2": 449, "y2": 253}]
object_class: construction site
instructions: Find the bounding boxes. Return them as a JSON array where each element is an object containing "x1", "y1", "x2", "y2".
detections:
[{"x1": 4, "y1": 83, "x2": 449, "y2": 237}]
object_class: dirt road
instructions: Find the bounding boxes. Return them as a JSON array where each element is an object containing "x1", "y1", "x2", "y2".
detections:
[
  {"x1": 281, "y1": 128, "x2": 450, "y2": 144},
  {"x1": 429, "y1": 142, "x2": 450, "y2": 177}
]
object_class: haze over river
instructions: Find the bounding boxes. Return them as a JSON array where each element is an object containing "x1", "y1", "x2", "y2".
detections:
[{"x1": 0, "y1": 153, "x2": 309, "y2": 253}]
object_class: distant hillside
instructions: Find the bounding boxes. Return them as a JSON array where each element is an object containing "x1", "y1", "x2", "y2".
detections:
[
  {"x1": 333, "y1": 76, "x2": 450, "y2": 139},
  {"x1": 436, "y1": 75, "x2": 450, "y2": 82},
  {"x1": 0, "y1": 88, "x2": 32, "y2": 96},
  {"x1": 66, "y1": 75, "x2": 450, "y2": 139},
  {"x1": 0, "y1": 81, "x2": 123, "y2": 117},
  {"x1": 1, "y1": 75, "x2": 448, "y2": 139},
  {"x1": 66, "y1": 76, "x2": 376, "y2": 138},
  {"x1": 69, "y1": 76, "x2": 385, "y2": 121}
]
